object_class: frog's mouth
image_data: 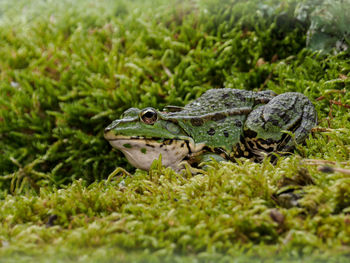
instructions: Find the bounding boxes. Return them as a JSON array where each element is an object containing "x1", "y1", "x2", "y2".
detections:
[{"x1": 105, "y1": 135, "x2": 202, "y2": 171}]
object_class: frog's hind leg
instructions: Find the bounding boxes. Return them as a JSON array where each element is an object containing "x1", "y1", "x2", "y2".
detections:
[{"x1": 243, "y1": 92, "x2": 317, "y2": 159}]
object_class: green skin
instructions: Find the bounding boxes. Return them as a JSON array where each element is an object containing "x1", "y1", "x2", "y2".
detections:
[{"x1": 104, "y1": 89, "x2": 317, "y2": 171}]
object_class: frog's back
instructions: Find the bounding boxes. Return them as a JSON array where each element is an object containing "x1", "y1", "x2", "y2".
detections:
[
  {"x1": 180, "y1": 88, "x2": 275, "y2": 116},
  {"x1": 163, "y1": 89, "x2": 276, "y2": 153}
]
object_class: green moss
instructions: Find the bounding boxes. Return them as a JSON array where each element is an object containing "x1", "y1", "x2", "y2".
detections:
[{"x1": 0, "y1": 0, "x2": 350, "y2": 262}]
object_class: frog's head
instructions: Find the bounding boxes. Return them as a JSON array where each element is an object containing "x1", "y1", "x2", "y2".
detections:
[{"x1": 104, "y1": 107, "x2": 202, "y2": 170}]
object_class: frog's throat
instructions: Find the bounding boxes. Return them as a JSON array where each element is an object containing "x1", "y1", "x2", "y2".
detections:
[{"x1": 106, "y1": 136, "x2": 205, "y2": 171}]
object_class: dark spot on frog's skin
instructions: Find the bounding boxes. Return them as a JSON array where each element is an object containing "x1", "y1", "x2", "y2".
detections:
[
  {"x1": 306, "y1": 113, "x2": 316, "y2": 122},
  {"x1": 244, "y1": 129, "x2": 257, "y2": 139},
  {"x1": 185, "y1": 140, "x2": 192, "y2": 154},
  {"x1": 287, "y1": 118, "x2": 302, "y2": 133},
  {"x1": 279, "y1": 132, "x2": 290, "y2": 144},
  {"x1": 235, "y1": 120, "x2": 242, "y2": 127},
  {"x1": 145, "y1": 143, "x2": 155, "y2": 148},
  {"x1": 270, "y1": 119, "x2": 280, "y2": 127},
  {"x1": 225, "y1": 102, "x2": 234, "y2": 108},
  {"x1": 223, "y1": 131, "x2": 229, "y2": 137},
  {"x1": 214, "y1": 147, "x2": 226, "y2": 155},
  {"x1": 279, "y1": 112, "x2": 291, "y2": 123},
  {"x1": 123, "y1": 143, "x2": 132, "y2": 148},
  {"x1": 211, "y1": 113, "x2": 226, "y2": 122},
  {"x1": 254, "y1": 98, "x2": 270, "y2": 105},
  {"x1": 207, "y1": 128, "x2": 216, "y2": 136},
  {"x1": 236, "y1": 92, "x2": 246, "y2": 102},
  {"x1": 248, "y1": 138, "x2": 277, "y2": 152},
  {"x1": 181, "y1": 143, "x2": 185, "y2": 148},
  {"x1": 141, "y1": 148, "x2": 147, "y2": 154},
  {"x1": 191, "y1": 118, "x2": 204, "y2": 126},
  {"x1": 264, "y1": 138, "x2": 274, "y2": 145},
  {"x1": 257, "y1": 140, "x2": 276, "y2": 152},
  {"x1": 163, "y1": 139, "x2": 173, "y2": 145},
  {"x1": 222, "y1": 93, "x2": 230, "y2": 99}
]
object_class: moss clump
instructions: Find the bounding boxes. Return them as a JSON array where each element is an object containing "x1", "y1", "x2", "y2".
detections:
[{"x1": 0, "y1": 0, "x2": 350, "y2": 262}]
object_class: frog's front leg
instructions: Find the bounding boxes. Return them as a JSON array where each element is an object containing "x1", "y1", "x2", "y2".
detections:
[{"x1": 243, "y1": 92, "x2": 317, "y2": 158}]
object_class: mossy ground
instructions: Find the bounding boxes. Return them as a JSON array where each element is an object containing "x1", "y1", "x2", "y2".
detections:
[{"x1": 0, "y1": 0, "x2": 350, "y2": 262}]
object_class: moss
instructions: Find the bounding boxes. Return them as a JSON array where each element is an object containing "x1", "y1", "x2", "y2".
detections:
[{"x1": 0, "y1": 0, "x2": 350, "y2": 261}]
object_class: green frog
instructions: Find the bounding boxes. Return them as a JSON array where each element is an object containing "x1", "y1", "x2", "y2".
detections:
[{"x1": 104, "y1": 89, "x2": 317, "y2": 171}]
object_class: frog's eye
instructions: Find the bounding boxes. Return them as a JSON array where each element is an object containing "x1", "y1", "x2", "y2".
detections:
[{"x1": 140, "y1": 108, "x2": 158, "y2": 125}]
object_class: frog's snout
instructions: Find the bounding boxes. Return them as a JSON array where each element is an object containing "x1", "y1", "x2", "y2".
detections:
[
  {"x1": 104, "y1": 121, "x2": 119, "y2": 139},
  {"x1": 104, "y1": 129, "x2": 117, "y2": 141},
  {"x1": 104, "y1": 128, "x2": 113, "y2": 140},
  {"x1": 104, "y1": 126, "x2": 112, "y2": 133}
]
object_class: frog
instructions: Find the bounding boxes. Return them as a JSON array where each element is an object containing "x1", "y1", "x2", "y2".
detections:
[{"x1": 104, "y1": 88, "x2": 317, "y2": 171}]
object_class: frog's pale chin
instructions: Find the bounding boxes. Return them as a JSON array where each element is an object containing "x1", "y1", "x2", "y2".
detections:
[{"x1": 108, "y1": 138, "x2": 191, "y2": 171}]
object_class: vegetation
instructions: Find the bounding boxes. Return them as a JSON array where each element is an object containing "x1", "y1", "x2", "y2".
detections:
[{"x1": 0, "y1": 0, "x2": 349, "y2": 262}]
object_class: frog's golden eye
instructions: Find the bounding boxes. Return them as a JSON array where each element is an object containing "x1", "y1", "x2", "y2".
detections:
[{"x1": 140, "y1": 108, "x2": 158, "y2": 125}]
